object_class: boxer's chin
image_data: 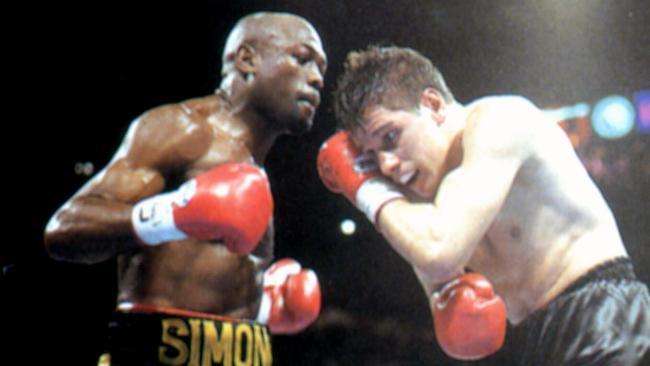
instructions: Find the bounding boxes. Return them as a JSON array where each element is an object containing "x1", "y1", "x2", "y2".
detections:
[
  {"x1": 286, "y1": 115, "x2": 313, "y2": 135},
  {"x1": 403, "y1": 178, "x2": 436, "y2": 202},
  {"x1": 403, "y1": 187, "x2": 431, "y2": 203}
]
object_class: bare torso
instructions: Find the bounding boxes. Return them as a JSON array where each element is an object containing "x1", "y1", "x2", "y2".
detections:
[
  {"x1": 466, "y1": 99, "x2": 627, "y2": 324},
  {"x1": 117, "y1": 230, "x2": 271, "y2": 318},
  {"x1": 47, "y1": 94, "x2": 273, "y2": 319},
  {"x1": 118, "y1": 96, "x2": 273, "y2": 318}
]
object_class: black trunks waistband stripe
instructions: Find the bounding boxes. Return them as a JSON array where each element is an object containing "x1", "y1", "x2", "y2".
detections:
[
  {"x1": 560, "y1": 256, "x2": 636, "y2": 296},
  {"x1": 108, "y1": 303, "x2": 272, "y2": 366}
]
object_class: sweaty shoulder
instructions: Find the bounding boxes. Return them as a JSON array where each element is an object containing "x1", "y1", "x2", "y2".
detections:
[
  {"x1": 125, "y1": 96, "x2": 219, "y2": 169},
  {"x1": 463, "y1": 95, "x2": 543, "y2": 160}
]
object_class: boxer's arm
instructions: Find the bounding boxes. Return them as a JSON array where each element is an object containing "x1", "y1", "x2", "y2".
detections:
[
  {"x1": 377, "y1": 98, "x2": 538, "y2": 282},
  {"x1": 44, "y1": 104, "x2": 212, "y2": 264},
  {"x1": 413, "y1": 266, "x2": 463, "y2": 299}
]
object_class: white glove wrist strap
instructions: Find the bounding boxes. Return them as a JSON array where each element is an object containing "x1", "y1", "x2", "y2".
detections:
[
  {"x1": 355, "y1": 178, "x2": 404, "y2": 224},
  {"x1": 131, "y1": 191, "x2": 187, "y2": 245},
  {"x1": 256, "y1": 292, "x2": 272, "y2": 324}
]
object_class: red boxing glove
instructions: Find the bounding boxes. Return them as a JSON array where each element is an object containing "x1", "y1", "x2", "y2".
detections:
[
  {"x1": 432, "y1": 273, "x2": 507, "y2": 360},
  {"x1": 131, "y1": 162, "x2": 273, "y2": 254},
  {"x1": 257, "y1": 258, "x2": 321, "y2": 334},
  {"x1": 317, "y1": 131, "x2": 403, "y2": 224}
]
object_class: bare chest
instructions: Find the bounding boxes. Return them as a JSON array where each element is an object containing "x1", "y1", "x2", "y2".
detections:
[
  {"x1": 185, "y1": 129, "x2": 255, "y2": 178},
  {"x1": 467, "y1": 158, "x2": 606, "y2": 321}
]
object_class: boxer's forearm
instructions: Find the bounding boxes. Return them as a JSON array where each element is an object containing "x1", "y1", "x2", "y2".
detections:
[
  {"x1": 376, "y1": 199, "x2": 466, "y2": 283},
  {"x1": 44, "y1": 195, "x2": 141, "y2": 264}
]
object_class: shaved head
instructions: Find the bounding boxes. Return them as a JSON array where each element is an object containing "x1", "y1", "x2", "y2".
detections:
[
  {"x1": 217, "y1": 12, "x2": 326, "y2": 134},
  {"x1": 221, "y1": 12, "x2": 323, "y2": 77}
]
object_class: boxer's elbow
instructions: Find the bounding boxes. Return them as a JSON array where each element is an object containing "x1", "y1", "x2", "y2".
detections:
[
  {"x1": 44, "y1": 231, "x2": 74, "y2": 263},
  {"x1": 44, "y1": 239, "x2": 70, "y2": 263},
  {"x1": 44, "y1": 214, "x2": 66, "y2": 258},
  {"x1": 44, "y1": 237, "x2": 107, "y2": 265},
  {"x1": 44, "y1": 228, "x2": 82, "y2": 263},
  {"x1": 44, "y1": 218, "x2": 101, "y2": 265},
  {"x1": 413, "y1": 239, "x2": 464, "y2": 284}
]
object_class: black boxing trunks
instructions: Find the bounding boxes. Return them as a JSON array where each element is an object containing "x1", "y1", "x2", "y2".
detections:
[
  {"x1": 98, "y1": 304, "x2": 273, "y2": 366},
  {"x1": 507, "y1": 257, "x2": 650, "y2": 366}
]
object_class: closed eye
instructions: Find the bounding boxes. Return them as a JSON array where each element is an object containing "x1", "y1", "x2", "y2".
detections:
[
  {"x1": 292, "y1": 45, "x2": 315, "y2": 65},
  {"x1": 293, "y1": 53, "x2": 309, "y2": 65},
  {"x1": 293, "y1": 46, "x2": 327, "y2": 75}
]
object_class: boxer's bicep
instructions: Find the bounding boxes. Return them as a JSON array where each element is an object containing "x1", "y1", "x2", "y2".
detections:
[
  {"x1": 433, "y1": 154, "x2": 521, "y2": 262},
  {"x1": 87, "y1": 100, "x2": 214, "y2": 202},
  {"x1": 73, "y1": 114, "x2": 170, "y2": 204},
  {"x1": 86, "y1": 159, "x2": 165, "y2": 204},
  {"x1": 378, "y1": 197, "x2": 473, "y2": 281},
  {"x1": 44, "y1": 115, "x2": 175, "y2": 262}
]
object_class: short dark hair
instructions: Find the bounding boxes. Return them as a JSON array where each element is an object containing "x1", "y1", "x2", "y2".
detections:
[{"x1": 333, "y1": 45, "x2": 453, "y2": 131}]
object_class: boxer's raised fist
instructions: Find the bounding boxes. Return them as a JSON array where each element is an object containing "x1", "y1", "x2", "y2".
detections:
[
  {"x1": 317, "y1": 131, "x2": 403, "y2": 224},
  {"x1": 132, "y1": 162, "x2": 273, "y2": 254}
]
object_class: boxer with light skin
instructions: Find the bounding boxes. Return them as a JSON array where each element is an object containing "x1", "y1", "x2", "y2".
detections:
[
  {"x1": 45, "y1": 12, "x2": 326, "y2": 365},
  {"x1": 319, "y1": 46, "x2": 649, "y2": 364}
]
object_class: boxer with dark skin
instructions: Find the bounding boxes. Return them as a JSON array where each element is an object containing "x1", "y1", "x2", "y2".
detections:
[{"x1": 44, "y1": 12, "x2": 326, "y2": 364}]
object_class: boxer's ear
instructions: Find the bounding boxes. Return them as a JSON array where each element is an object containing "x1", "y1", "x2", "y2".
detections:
[
  {"x1": 235, "y1": 44, "x2": 258, "y2": 80},
  {"x1": 420, "y1": 88, "x2": 446, "y2": 125}
]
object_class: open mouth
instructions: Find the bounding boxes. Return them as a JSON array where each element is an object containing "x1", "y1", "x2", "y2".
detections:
[{"x1": 399, "y1": 170, "x2": 418, "y2": 186}]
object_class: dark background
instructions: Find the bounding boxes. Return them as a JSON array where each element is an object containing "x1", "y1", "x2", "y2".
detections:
[{"x1": 5, "y1": 0, "x2": 649, "y2": 364}]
